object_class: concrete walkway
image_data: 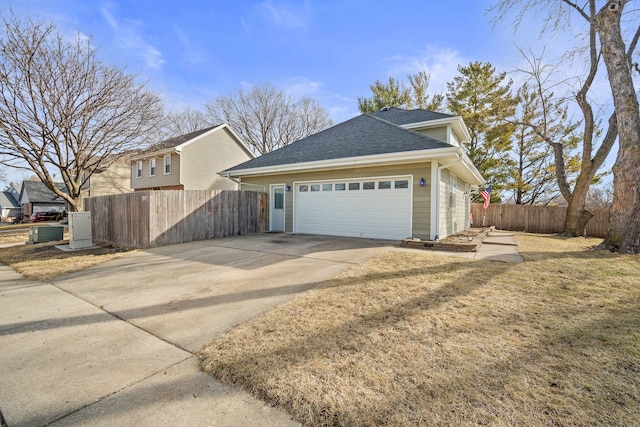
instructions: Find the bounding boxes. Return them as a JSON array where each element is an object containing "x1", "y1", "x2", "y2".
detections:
[
  {"x1": 0, "y1": 234, "x2": 395, "y2": 427},
  {"x1": 0, "y1": 232, "x2": 522, "y2": 427}
]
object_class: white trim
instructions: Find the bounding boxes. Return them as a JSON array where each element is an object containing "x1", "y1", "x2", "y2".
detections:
[
  {"x1": 430, "y1": 160, "x2": 439, "y2": 241},
  {"x1": 292, "y1": 175, "x2": 412, "y2": 238},
  {"x1": 269, "y1": 183, "x2": 286, "y2": 232},
  {"x1": 400, "y1": 116, "x2": 471, "y2": 144},
  {"x1": 149, "y1": 158, "x2": 156, "y2": 177},
  {"x1": 163, "y1": 154, "x2": 172, "y2": 175},
  {"x1": 129, "y1": 124, "x2": 255, "y2": 161},
  {"x1": 225, "y1": 147, "x2": 470, "y2": 177}
]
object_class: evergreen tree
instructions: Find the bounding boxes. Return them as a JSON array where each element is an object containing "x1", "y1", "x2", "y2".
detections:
[
  {"x1": 446, "y1": 61, "x2": 518, "y2": 201},
  {"x1": 508, "y1": 83, "x2": 581, "y2": 205},
  {"x1": 358, "y1": 72, "x2": 443, "y2": 113}
]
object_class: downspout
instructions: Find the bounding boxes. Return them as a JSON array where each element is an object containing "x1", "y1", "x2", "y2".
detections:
[
  {"x1": 431, "y1": 155, "x2": 461, "y2": 241},
  {"x1": 224, "y1": 173, "x2": 266, "y2": 192}
]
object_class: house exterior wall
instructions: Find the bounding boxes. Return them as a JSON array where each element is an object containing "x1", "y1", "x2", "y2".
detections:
[
  {"x1": 415, "y1": 126, "x2": 448, "y2": 144},
  {"x1": 439, "y1": 169, "x2": 468, "y2": 239},
  {"x1": 84, "y1": 159, "x2": 132, "y2": 198},
  {"x1": 131, "y1": 153, "x2": 182, "y2": 190},
  {"x1": 238, "y1": 162, "x2": 433, "y2": 240},
  {"x1": 181, "y1": 128, "x2": 251, "y2": 190}
]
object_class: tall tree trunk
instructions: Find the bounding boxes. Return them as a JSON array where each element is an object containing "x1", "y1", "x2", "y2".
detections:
[
  {"x1": 597, "y1": 2, "x2": 640, "y2": 254},
  {"x1": 564, "y1": 174, "x2": 593, "y2": 236}
]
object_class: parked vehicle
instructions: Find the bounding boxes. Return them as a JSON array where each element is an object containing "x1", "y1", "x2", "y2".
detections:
[{"x1": 30, "y1": 210, "x2": 65, "y2": 222}]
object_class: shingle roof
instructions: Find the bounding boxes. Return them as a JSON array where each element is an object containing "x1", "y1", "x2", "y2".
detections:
[
  {"x1": 142, "y1": 126, "x2": 219, "y2": 154},
  {"x1": 21, "y1": 181, "x2": 67, "y2": 203},
  {"x1": 0, "y1": 191, "x2": 19, "y2": 208},
  {"x1": 225, "y1": 113, "x2": 451, "y2": 172},
  {"x1": 370, "y1": 107, "x2": 454, "y2": 125}
]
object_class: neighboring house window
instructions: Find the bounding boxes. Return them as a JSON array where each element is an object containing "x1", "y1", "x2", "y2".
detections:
[
  {"x1": 136, "y1": 161, "x2": 143, "y2": 178},
  {"x1": 149, "y1": 158, "x2": 156, "y2": 177},
  {"x1": 164, "y1": 155, "x2": 171, "y2": 175},
  {"x1": 449, "y1": 173, "x2": 457, "y2": 211}
]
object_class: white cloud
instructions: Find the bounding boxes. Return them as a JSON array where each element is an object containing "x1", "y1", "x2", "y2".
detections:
[
  {"x1": 257, "y1": 0, "x2": 310, "y2": 29},
  {"x1": 100, "y1": 6, "x2": 164, "y2": 70},
  {"x1": 385, "y1": 45, "x2": 466, "y2": 95},
  {"x1": 280, "y1": 76, "x2": 323, "y2": 98}
]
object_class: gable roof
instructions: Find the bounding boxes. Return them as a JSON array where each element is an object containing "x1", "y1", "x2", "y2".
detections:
[
  {"x1": 20, "y1": 181, "x2": 67, "y2": 204},
  {"x1": 0, "y1": 191, "x2": 19, "y2": 208},
  {"x1": 148, "y1": 126, "x2": 218, "y2": 152},
  {"x1": 131, "y1": 125, "x2": 254, "y2": 160},
  {"x1": 224, "y1": 114, "x2": 451, "y2": 172},
  {"x1": 370, "y1": 107, "x2": 454, "y2": 125}
]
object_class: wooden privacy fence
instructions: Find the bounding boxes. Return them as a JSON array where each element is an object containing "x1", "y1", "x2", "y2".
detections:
[
  {"x1": 471, "y1": 203, "x2": 609, "y2": 237},
  {"x1": 84, "y1": 190, "x2": 267, "y2": 249}
]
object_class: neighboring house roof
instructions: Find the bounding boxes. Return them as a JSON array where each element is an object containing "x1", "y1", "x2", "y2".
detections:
[
  {"x1": 130, "y1": 125, "x2": 255, "y2": 160},
  {"x1": 19, "y1": 181, "x2": 67, "y2": 204},
  {"x1": 224, "y1": 114, "x2": 451, "y2": 172},
  {"x1": 0, "y1": 191, "x2": 19, "y2": 208},
  {"x1": 370, "y1": 107, "x2": 454, "y2": 125},
  {"x1": 147, "y1": 126, "x2": 218, "y2": 152}
]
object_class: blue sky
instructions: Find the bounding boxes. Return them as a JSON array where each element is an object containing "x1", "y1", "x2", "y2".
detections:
[
  {"x1": 7, "y1": 0, "x2": 538, "y2": 123},
  {"x1": 4, "y1": 0, "x2": 630, "y2": 186}
]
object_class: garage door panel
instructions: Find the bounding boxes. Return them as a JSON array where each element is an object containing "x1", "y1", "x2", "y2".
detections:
[{"x1": 294, "y1": 177, "x2": 411, "y2": 240}]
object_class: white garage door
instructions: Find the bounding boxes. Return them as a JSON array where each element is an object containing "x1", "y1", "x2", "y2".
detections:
[{"x1": 294, "y1": 176, "x2": 412, "y2": 240}]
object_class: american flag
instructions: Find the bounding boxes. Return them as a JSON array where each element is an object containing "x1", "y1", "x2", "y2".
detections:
[{"x1": 481, "y1": 186, "x2": 491, "y2": 209}]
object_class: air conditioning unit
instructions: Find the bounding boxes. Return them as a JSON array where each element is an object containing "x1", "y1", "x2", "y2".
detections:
[{"x1": 28, "y1": 226, "x2": 64, "y2": 243}]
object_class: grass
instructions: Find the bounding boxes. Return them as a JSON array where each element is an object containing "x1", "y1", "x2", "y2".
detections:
[
  {"x1": 198, "y1": 234, "x2": 640, "y2": 426},
  {"x1": 0, "y1": 229, "x2": 134, "y2": 280}
]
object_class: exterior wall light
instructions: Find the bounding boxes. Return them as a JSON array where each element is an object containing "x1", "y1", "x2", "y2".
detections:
[
  {"x1": 419, "y1": 178, "x2": 425, "y2": 187},
  {"x1": 285, "y1": 185, "x2": 291, "y2": 192}
]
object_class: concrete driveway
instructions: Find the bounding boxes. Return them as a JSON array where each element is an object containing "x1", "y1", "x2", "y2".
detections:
[{"x1": 0, "y1": 234, "x2": 395, "y2": 427}]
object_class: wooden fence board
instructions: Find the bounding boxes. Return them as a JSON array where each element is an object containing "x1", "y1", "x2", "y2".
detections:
[
  {"x1": 84, "y1": 190, "x2": 267, "y2": 249},
  {"x1": 471, "y1": 203, "x2": 609, "y2": 237}
]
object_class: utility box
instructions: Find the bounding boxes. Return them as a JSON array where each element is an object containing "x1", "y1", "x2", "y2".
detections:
[
  {"x1": 69, "y1": 212, "x2": 93, "y2": 250},
  {"x1": 28, "y1": 226, "x2": 64, "y2": 243}
]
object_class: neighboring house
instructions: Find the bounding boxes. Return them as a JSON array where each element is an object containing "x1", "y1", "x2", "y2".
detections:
[
  {"x1": 81, "y1": 156, "x2": 133, "y2": 199},
  {"x1": 0, "y1": 186, "x2": 21, "y2": 222},
  {"x1": 130, "y1": 125, "x2": 254, "y2": 191},
  {"x1": 221, "y1": 107, "x2": 484, "y2": 241},
  {"x1": 19, "y1": 181, "x2": 68, "y2": 222}
]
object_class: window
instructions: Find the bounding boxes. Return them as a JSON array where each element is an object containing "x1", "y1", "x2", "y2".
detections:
[
  {"x1": 274, "y1": 191, "x2": 284, "y2": 209},
  {"x1": 322, "y1": 183, "x2": 333, "y2": 191},
  {"x1": 136, "y1": 161, "x2": 142, "y2": 178},
  {"x1": 299, "y1": 184, "x2": 309, "y2": 192},
  {"x1": 348, "y1": 182, "x2": 360, "y2": 190},
  {"x1": 363, "y1": 181, "x2": 375, "y2": 190},
  {"x1": 378, "y1": 180, "x2": 391, "y2": 189},
  {"x1": 149, "y1": 158, "x2": 156, "y2": 177},
  {"x1": 164, "y1": 155, "x2": 171, "y2": 174},
  {"x1": 335, "y1": 183, "x2": 346, "y2": 191},
  {"x1": 310, "y1": 184, "x2": 320, "y2": 192},
  {"x1": 395, "y1": 180, "x2": 409, "y2": 189},
  {"x1": 449, "y1": 173, "x2": 457, "y2": 211}
]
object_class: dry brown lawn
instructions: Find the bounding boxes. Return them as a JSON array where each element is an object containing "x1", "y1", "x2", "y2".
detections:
[
  {"x1": 199, "y1": 233, "x2": 640, "y2": 426},
  {"x1": 0, "y1": 230, "x2": 134, "y2": 280}
]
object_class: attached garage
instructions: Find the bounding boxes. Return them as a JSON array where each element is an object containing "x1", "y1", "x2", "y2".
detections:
[
  {"x1": 221, "y1": 108, "x2": 484, "y2": 242},
  {"x1": 294, "y1": 176, "x2": 412, "y2": 240}
]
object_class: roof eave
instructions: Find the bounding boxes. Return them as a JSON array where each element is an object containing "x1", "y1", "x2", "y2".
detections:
[
  {"x1": 401, "y1": 116, "x2": 472, "y2": 144},
  {"x1": 221, "y1": 147, "x2": 466, "y2": 178}
]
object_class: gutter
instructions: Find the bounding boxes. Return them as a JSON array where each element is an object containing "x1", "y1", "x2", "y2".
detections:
[{"x1": 224, "y1": 173, "x2": 266, "y2": 192}]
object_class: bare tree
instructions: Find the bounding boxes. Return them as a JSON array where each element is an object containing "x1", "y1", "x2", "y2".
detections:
[
  {"x1": 205, "y1": 82, "x2": 333, "y2": 155},
  {"x1": 494, "y1": 0, "x2": 640, "y2": 253},
  {"x1": 164, "y1": 107, "x2": 213, "y2": 138},
  {"x1": 0, "y1": 13, "x2": 163, "y2": 211}
]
